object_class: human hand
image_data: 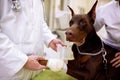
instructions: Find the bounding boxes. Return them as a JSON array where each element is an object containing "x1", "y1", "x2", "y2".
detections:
[
  {"x1": 49, "y1": 39, "x2": 66, "y2": 51},
  {"x1": 110, "y1": 52, "x2": 120, "y2": 68},
  {"x1": 24, "y1": 55, "x2": 47, "y2": 71}
]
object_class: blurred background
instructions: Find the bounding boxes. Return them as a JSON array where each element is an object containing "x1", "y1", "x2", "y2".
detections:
[{"x1": 43, "y1": 0, "x2": 111, "y2": 46}]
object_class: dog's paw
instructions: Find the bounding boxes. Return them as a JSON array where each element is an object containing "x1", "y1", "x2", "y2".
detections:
[{"x1": 47, "y1": 59, "x2": 67, "y2": 72}]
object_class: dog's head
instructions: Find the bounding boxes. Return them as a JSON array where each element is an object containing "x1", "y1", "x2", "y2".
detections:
[{"x1": 65, "y1": 0, "x2": 98, "y2": 46}]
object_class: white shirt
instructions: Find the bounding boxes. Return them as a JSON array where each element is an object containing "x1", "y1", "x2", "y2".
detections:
[
  {"x1": 0, "y1": 0, "x2": 55, "y2": 79},
  {"x1": 94, "y1": 0, "x2": 120, "y2": 50}
]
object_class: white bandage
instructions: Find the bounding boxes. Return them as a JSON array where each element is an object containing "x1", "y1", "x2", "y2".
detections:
[{"x1": 47, "y1": 59, "x2": 66, "y2": 72}]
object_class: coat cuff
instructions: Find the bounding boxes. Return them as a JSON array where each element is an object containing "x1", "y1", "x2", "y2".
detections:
[
  {"x1": 0, "y1": 48, "x2": 28, "y2": 77},
  {"x1": 44, "y1": 35, "x2": 56, "y2": 47},
  {"x1": 11, "y1": 52, "x2": 28, "y2": 76}
]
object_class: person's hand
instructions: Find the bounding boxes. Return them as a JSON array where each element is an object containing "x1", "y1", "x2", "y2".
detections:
[
  {"x1": 110, "y1": 52, "x2": 120, "y2": 68},
  {"x1": 24, "y1": 55, "x2": 47, "y2": 71},
  {"x1": 49, "y1": 39, "x2": 66, "y2": 51}
]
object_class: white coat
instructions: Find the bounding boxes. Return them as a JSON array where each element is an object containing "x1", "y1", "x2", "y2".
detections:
[
  {"x1": 0, "y1": 0, "x2": 55, "y2": 80},
  {"x1": 94, "y1": 0, "x2": 120, "y2": 50}
]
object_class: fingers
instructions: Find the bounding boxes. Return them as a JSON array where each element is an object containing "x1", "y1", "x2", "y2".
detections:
[
  {"x1": 24, "y1": 55, "x2": 47, "y2": 71},
  {"x1": 115, "y1": 52, "x2": 120, "y2": 57},
  {"x1": 49, "y1": 39, "x2": 66, "y2": 51},
  {"x1": 38, "y1": 65, "x2": 47, "y2": 70},
  {"x1": 36, "y1": 56, "x2": 45, "y2": 61},
  {"x1": 58, "y1": 40, "x2": 67, "y2": 47},
  {"x1": 111, "y1": 57, "x2": 120, "y2": 68},
  {"x1": 32, "y1": 61, "x2": 47, "y2": 70},
  {"x1": 110, "y1": 52, "x2": 120, "y2": 68},
  {"x1": 34, "y1": 56, "x2": 48, "y2": 68},
  {"x1": 57, "y1": 39, "x2": 66, "y2": 46}
]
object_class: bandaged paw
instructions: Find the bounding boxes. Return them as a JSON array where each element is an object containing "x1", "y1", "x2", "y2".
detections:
[{"x1": 47, "y1": 59, "x2": 65, "y2": 72}]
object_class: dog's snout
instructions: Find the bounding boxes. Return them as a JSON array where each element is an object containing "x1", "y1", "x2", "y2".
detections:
[{"x1": 65, "y1": 30, "x2": 73, "y2": 36}]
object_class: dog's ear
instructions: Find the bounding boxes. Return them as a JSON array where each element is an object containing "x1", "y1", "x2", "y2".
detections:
[
  {"x1": 87, "y1": 0, "x2": 98, "y2": 23},
  {"x1": 68, "y1": 5, "x2": 75, "y2": 16}
]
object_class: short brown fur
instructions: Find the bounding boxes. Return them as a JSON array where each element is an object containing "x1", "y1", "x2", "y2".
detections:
[{"x1": 66, "y1": 1, "x2": 120, "y2": 80}]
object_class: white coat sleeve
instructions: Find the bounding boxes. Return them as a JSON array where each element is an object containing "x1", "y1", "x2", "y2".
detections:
[
  {"x1": 94, "y1": 7, "x2": 105, "y2": 32},
  {"x1": 42, "y1": 20, "x2": 56, "y2": 46},
  {"x1": 40, "y1": 0, "x2": 56, "y2": 46},
  {"x1": 0, "y1": 0, "x2": 28, "y2": 77}
]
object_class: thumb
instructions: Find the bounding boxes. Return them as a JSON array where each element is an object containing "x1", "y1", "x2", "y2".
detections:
[{"x1": 36, "y1": 56, "x2": 45, "y2": 61}]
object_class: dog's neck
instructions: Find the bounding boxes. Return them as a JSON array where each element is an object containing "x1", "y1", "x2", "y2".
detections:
[{"x1": 77, "y1": 29, "x2": 102, "y2": 53}]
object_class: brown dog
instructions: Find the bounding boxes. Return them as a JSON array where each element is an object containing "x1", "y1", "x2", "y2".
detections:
[{"x1": 65, "y1": 1, "x2": 120, "y2": 80}]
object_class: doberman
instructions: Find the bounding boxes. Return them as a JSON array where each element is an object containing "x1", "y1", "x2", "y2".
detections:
[{"x1": 65, "y1": 0, "x2": 120, "y2": 80}]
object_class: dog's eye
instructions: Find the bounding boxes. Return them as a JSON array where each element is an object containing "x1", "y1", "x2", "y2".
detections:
[
  {"x1": 69, "y1": 20, "x2": 74, "y2": 26},
  {"x1": 79, "y1": 19, "x2": 86, "y2": 25},
  {"x1": 79, "y1": 19, "x2": 87, "y2": 30}
]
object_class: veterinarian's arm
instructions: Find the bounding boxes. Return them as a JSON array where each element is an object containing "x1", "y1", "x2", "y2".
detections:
[
  {"x1": 0, "y1": 0, "x2": 47, "y2": 77},
  {"x1": 41, "y1": 19, "x2": 56, "y2": 46},
  {"x1": 38, "y1": 1, "x2": 55, "y2": 46},
  {"x1": 40, "y1": 0, "x2": 65, "y2": 51},
  {"x1": 41, "y1": 19, "x2": 65, "y2": 51}
]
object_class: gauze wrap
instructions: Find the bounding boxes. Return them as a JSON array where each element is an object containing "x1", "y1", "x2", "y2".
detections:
[{"x1": 45, "y1": 44, "x2": 74, "y2": 72}]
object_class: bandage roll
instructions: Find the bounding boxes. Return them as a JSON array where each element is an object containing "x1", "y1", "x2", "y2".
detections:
[{"x1": 47, "y1": 59, "x2": 66, "y2": 72}]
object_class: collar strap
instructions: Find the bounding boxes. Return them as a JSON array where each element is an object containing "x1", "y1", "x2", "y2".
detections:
[{"x1": 76, "y1": 40, "x2": 105, "y2": 56}]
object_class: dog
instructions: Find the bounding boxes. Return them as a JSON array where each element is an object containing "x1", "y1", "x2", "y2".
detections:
[{"x1": 65, "y1": 0, "x2": 120, "y2": 80}]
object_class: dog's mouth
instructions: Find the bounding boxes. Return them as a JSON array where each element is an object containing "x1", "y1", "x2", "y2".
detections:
[
  {"x1": 74, "y1": 37, "x2": 86, "y2": 46},
  {"x1": 66, "y1": 35, "x2": 73, "y2": 41},
  {"x1": 66, "y1": 35, "x2": 86, "y2": 46},
  {"x1": 65, "y1": 27, "x2": 87, "y2": 46},
  {"x1": 74, "y1": 38, "x2": 85, "y2": 46}
]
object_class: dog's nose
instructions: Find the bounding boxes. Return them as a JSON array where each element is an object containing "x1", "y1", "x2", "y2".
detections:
[{"x1": 65, "y1": 30, "x2": 73, "y2": 36}]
